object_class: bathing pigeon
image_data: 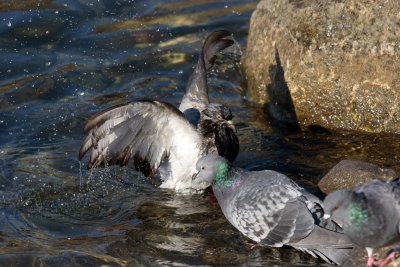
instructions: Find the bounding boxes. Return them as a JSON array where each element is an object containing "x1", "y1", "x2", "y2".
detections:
[
  {"x1": 193, "y1": 155, "x2": 354, "y2": 265},
  {"x1": 323, "y1": 179, "x2": 400, "y2": 267},
  {"x1": 78, "y1": 30, "x2": 239, "y2": 192}
]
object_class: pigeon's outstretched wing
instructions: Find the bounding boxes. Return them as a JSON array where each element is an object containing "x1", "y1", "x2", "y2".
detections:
[
  {"x1": 79, "y1": 100, "x2": 203, "y2": 180},
  {"x1": 179, "y1": 30, "x2": 234, "y2": 118}
]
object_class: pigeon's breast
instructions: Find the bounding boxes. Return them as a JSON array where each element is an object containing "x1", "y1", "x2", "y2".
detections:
[{"x1": 158, "y1": 116, "x2": 205, "y2": 192}]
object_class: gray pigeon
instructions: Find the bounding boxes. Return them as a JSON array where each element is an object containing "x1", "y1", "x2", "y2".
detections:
[
  {"x1": 323, "y1": 179, "x2": 400, "y2": 267},
  {"x1": 193, "y1": 155, "x2": 354, "y2": 265},
  {"x1": 79, "y1": 30, "x2": 239, "y2": 192}
]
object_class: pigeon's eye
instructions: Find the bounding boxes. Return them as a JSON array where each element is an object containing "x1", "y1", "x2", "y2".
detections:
[
  {"x1": 333, "y1": 206, "x2": 339, "y2": 212},
  {"x1": 201, "y1": 166, "x2": 206, "y2": 170},
  {"x1": 216, "y1": 114, "x2": 223, "y2": 120}
]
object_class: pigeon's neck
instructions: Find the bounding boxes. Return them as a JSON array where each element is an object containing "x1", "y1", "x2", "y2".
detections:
[
  {"x1": 345, "y1": 202, "x2": 369, "y2": 228},
  {"x1": 214, "y1": 162, "x2": 242, "y2": 190}
]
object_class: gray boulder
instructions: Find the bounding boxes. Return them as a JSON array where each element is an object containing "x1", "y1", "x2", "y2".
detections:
[{"x1": 244, "y1": 0, "x2": 400, "y2": 133}]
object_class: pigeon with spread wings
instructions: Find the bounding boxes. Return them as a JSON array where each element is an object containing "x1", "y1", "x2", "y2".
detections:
[{"x1": 79, "y1": 30, "x2": 239, "y2": 192}]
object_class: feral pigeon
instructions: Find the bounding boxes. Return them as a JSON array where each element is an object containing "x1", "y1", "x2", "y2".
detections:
[
  {"x1": 323, "y1": 179, "x2": 400, "y2": 267},
  {"x1": 193, "y1": 155, "x2": 354, "y2": 265},
  {"x1": 79, "y1": 31, "x2": 239, "y2": 192}
]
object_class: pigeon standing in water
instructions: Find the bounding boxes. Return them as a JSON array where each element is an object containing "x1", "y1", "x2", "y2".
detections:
[
  {"x1": 193, "y1": 155, "x2": 354, "y2": 265},
  {"x1": 79, "y1": 31, "x2": 239, "y2": 192},
  {"x1": 323, "y1": 179, "x2": 400, "y2": 267}
]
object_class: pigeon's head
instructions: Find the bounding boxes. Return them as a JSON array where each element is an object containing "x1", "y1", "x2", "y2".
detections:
[
  {"x1": 323, "y1": 189, "x2": 355, "y2": 221},
  {"x1": 200, "y1": 103, "x2": 239, "y2": 162},
  {"x1": 192, "y1": 155, "x2": 230, "y2": 189},
  {"x1": 323, "y1": 189, "x2": 371, "y2": 229},
  {"x1": 201, "y1": 103, "x2": 235, "y2": 130}
]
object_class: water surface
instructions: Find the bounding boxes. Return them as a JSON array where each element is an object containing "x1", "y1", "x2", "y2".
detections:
[{"x1": 1, "y1": 1, "x2": 400, "y2": 266}]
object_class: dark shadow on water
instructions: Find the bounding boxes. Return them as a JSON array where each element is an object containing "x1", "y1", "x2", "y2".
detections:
[{"x1": 264, "y1": 48, "x2": 301, "y2": 134}]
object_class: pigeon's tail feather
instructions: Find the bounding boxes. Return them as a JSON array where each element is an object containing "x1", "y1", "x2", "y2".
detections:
[
  {"x1": 291, "y1": 225, "x2": 353, "y2": 248},
  {"x1": 296, "y1": 247, "x2": 353, "y2": 265},
  {"x1": 201, "y1": 30, "x2": 234, "y2": 70},
  {"x1": 290, "y1": 225, "x2": 354, "y2": 265}
]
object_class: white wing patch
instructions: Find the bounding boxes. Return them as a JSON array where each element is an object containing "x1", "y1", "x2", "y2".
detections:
[{"x1": 158, "y1": 113, "x2": 203, "y2": 191}]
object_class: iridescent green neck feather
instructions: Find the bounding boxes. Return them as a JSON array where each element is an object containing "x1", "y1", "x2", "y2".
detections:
[
  {"x1": 215, "y1": 162, "x2": 235, "y2": 188},
  {"x1": 347, "y1": 203, "x2": 369, "y2": 226}
]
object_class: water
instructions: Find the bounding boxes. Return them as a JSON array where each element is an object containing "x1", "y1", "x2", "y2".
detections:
[{"x1": 1, "y1": 1, "x2": 399, "y2": 266}]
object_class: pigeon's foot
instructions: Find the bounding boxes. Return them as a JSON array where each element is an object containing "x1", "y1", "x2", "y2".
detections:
[
  {"x1": 244, "y1": 241, "x2": 257, "y2": 250},
  {"x1": 374, "y1": 250, "x2": 399, "y2": 267},
  {"x1": 366, "y1": 256, "x2": 378, "y2": 267},
  {"x1": 206, "y1": 190, "x2": 219, "y2": 206}
]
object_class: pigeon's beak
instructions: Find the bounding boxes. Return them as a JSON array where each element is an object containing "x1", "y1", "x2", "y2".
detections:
[
  {"x1": 323, "y1": 214, "x2": 331, "y2": 220},
  {"x1": 192, "y1": 169, "x2": 199, "y2": 180}
]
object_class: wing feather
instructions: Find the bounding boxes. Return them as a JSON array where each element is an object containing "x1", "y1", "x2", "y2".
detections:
[
  {"x1": 79, "y1": 101, "x2": 203, "y2": 181},
  {"x1": 229, "y1": 171, "x2": 315, "y2": 246},
  {"x1": 179, "y1": 30, "x2": 234, "y2": 116}
]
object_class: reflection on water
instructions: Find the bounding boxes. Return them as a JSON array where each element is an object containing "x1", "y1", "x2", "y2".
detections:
[{"x1": 1, "y1": 0, "x2": 400, "y2": 266}]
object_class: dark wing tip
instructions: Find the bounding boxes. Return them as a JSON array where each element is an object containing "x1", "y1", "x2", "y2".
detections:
[
  {"x1": 78, "y1": 100, "x2": 178, "y2": 175},
  {"x1": 203, "y1": 30, "x2": 233, "y2": 50},
  {"x1": 79, "y1": 102, "x2": 136, "y2": 166},
  {"x1": 201, "y1": 30, "x2": 234, "y2": 70},
  {"x1": 78, "y1": 148, "x2": 85, "y2": 161},
  {"x1": 83, "y1": 102, "x2": 133, "y2": 134},
  {"x1": 87, "y1": 161, "x2": 93, "y2": 169},
  {"x1": 134, "y1": 154, "x2": 156, "y2": 177},
  {"x1": 78, "y1": 137, "x2": 92, "y2": 162},
  {"x1": 83, "y1": 113, "x2": 107, "y2": 135}
]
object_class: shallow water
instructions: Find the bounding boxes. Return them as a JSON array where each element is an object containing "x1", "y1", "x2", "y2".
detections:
[{"x1": 1, "y1": 1, "x2": 400, "y2": 266}]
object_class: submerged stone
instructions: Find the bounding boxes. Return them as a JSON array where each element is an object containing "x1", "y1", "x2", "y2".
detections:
[{"x1": 318, "y1": 159, "x2": 397, "y2": 194}]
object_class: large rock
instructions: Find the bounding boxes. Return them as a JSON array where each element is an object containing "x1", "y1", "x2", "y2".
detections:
[
  {"x1": 318, "y1": 159, "x2": 397, "y2": 194},
  {"x1": 244, "y1": 0, "x2": 400, "y2": 133}
]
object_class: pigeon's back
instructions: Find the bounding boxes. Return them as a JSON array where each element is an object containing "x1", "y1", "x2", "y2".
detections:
[
  {"x1": 220, "y1": 170, "x2": 315, "y2": 246},
  {"x1": 356, "y1": 179, "x2": 400, "y2": 211}
]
